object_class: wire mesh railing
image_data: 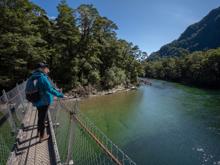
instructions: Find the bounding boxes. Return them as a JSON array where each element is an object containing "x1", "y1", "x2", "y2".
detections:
[
  {"x1": 59, "y1": 99, "x2": 136, "y2": 165},
  {"x1": 50, "y1": 99, "x2": 114, "y2": 165},
  {"x1": 0, "y1": 81, "x2": 28, "y2": 165}
]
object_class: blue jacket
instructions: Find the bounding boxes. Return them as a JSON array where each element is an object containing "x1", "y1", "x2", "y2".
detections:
[{"x1": 30, "y1": 70, "x2": 64, "y2": 107}]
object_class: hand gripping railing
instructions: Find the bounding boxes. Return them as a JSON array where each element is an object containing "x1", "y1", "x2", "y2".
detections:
[{"x1": 59, "y1": 99, "x2": 136, "y2": 165}]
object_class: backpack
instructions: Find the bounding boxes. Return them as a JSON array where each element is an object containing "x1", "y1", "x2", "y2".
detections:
[{"x1": 25, "y1": 77, "x2": 40, "y2": 103}]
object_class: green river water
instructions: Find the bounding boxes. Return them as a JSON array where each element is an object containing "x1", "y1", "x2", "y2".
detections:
[{"x1": 80, "y1": 79, "x2": 220, "y2": 165}]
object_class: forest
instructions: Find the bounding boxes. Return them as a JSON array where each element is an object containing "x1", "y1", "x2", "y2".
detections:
[
  {"x1": 0, "y1": 0, "x2": 145, "y2": 91},
  {"x1": 144, "y1": 48, "x2": 220, "y2": 88}
]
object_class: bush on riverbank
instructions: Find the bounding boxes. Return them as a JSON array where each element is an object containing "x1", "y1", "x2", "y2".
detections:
[{"x1": 143, "y1": 48, "x2": 220, "y2": 88}]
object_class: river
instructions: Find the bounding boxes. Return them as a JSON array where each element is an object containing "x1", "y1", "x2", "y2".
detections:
[{"x1": 80, "y1": 79, "x2": 220, "y2": 165}]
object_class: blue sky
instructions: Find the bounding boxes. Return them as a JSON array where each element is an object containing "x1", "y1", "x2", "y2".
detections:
[{"x1": 32, "y1": 0, "x2": 220, "y2": 54}]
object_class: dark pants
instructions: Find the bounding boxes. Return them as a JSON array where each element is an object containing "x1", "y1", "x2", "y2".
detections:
[{"x1": 37, "y1": 105, "x2": 49, "y2": 137}]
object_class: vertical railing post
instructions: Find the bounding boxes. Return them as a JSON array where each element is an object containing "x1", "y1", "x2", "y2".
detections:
[
  {"x1": 66, "y1": 113, "x2": 75, "y2": 164},
  {"x1": 2, "y1": 90, "x2": 16, "y2": 133},
  {"x1": 48, "y1": 111, "x2": 62, "y2": 165},
  {"x1": 15, "y1": 84, "x2": 26, "y2": 122},
  {"x1": 16, "y1": 83, "x2": 25, "y2": 110},
  {"x1": 122, "y1": 154, "x2": 125, "y2": 165}
]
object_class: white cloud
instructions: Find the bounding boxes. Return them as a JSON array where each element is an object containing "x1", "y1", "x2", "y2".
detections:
[{"x1": 48, "y1": 16, "x2": 56, "y2": 20}]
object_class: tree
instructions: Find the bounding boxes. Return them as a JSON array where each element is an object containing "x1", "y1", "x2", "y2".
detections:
[
  {"x1": 0, "y1": 0, "x2": 51, "y2": 89},
  {"x1": 52, "y1": 0, "x2": 80, "y2": 89}
]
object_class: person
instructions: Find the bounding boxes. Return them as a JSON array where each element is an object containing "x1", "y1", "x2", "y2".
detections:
[{"x1": 30, "y1": 62, "x2": 65, "y2": 142}]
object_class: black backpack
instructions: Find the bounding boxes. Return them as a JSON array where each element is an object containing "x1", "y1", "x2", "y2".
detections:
[{"x1": 25, "y1": 77, "x2": 40, "y2": 103}]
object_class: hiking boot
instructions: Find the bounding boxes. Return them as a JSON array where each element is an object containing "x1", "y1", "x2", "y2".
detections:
[{"x1": 39, "y1": 134, "x2": 50, "y2": 142}]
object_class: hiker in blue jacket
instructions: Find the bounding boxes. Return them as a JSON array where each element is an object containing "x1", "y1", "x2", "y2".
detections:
[{"x1": 30, "y1": 62, "x2": 65, "y2": 141}]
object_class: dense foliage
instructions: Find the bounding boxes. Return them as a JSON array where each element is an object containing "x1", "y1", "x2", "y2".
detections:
[
  {"x1": 144, "y1": 48, "x2": 220, "y2": 88},
  {"x1": 149, "y1": 6, "x2": 220, "y2": 59},
  {"x1": 0, "y1": 0, "x2": 145, "y2": 91}
]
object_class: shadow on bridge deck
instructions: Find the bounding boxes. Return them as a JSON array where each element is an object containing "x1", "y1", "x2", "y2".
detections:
[{"x1": 8, "y1": 107, "x2": 57, "y2": 165}]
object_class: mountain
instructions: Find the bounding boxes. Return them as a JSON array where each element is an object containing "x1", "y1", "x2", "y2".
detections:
[{"x1": 149, "y1": 6, "x2": 220, "y2": 59}]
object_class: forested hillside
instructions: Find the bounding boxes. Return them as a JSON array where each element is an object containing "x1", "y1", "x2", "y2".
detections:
[
  {"x1": 149, "y1": 6, "x2": 220, "y2": 59},
  {"x1": 144, "y1": 48, "x2": 220, "y2": 88},
  {"x1": 0, "y1": 0, "x2": 144, "y2": 91}
]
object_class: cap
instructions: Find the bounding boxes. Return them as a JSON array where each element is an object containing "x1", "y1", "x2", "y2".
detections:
[{"x1": 37, "y1": 62, "x2": 48, "y2": 68}]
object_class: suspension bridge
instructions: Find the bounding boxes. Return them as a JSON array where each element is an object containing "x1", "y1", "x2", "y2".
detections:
[{"x1": 0, "y1": 81, "x2": 136, "y2": 165}]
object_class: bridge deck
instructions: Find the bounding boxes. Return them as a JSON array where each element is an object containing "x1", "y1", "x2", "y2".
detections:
[{"x1": 8, "y1": 106, "x2": 56, "y2": 165}]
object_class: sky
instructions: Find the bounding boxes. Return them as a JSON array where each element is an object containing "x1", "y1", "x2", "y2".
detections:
[{"x1": 32, "y1": 0, "x2": 220, "y2": 54}]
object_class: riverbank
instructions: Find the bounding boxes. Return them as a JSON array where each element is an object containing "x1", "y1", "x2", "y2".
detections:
[
  {"x1": 66, "y1": 84, "x2": 137, "y2": 100},
  {"x1": 144, "y1": 77, "x2": 220, "y2": 90}
]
